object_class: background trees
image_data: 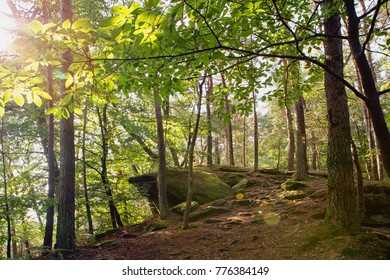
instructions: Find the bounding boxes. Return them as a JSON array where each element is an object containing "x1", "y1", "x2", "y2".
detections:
[{"x1": 0, "y1": 0, "x2": 389, "y2": 257}]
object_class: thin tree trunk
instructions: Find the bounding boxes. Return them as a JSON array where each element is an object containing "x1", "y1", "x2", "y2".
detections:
[
  {"x1": 351, "y1": 140, "x2": 365, "y2": 221},
  {"x1": 41, "y1": 0, "x2": 59, "y2": 253},
  {"x1": 206, "y1": 76, "x2": 213, "y2": 166},
  {"x1": 294, "y1": 95, "x2": 309, "y2": 180},
  {"x1": 286, "y1": 106, "x2": 295, "y2": 171},
  {"x1": 1, "y1": 118, "x2": 12, "y2": 259},
  {"x1": 221, "y1": 73, "x2": 234, "y2": 166},
  {"x1": 253, "y1": 91, "x2": 259, "y2": 171},
  {"x1": 154, "y1": 91, "x2": 169, "y2": 219},
  {"x1": 97, "y1": 105, "x2": 123, "y2": 228},
  {"x1": 215, "y1": 137, "x2": 221, "y2": 165},
  {"x1": 283, "y1": 58, "x2": 295, "y2": 172},
  {"x1": 344, "y1": 0, "x2": 390, "y2": 178},
  {"x1": 242, "y1": 114, "x2": 247, "y2": 167},
  {"x1": 56, "y1": 0, "x2": 76, "y2": 252},
  {"x1": 358, "y1": 0, "x2": 383, "y2": 180},
  {"x1": 82, "y1": 103, "x2": 94, "y2": 234},
  {"x1": 183, "y1": 78, "x2": 205, "y2": 229},
  {"x1": 324, "y1": 0, "x2": 360, "y2": 232},
  {"x1": 163, "y1": 99, "x2": 181, "y2": 167}
]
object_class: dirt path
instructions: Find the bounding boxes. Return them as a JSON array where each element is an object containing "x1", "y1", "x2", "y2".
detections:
[{"x1": 43, "y1": 169, "x2": 390, "y2": 260}]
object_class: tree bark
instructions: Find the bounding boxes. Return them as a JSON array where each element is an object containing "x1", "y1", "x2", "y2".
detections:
[
  {"x1": 82, "y1": 103, "x2": 94, "y2": 234},
  {"x1": 97, "y1": 105, "x2": 123, "y2": 228},
  {"x1": 183, "y1": 78, "x2": 204, "y2": 229},
  {"x1": 56, "y1": 0, "x2": 76, "y2": 252},
  {"x1": 343, "y1": 0, "x2": 390, "y2": 178},
  {"x1": 221, "y1": 73, "x2": 235, "y2": 166},
  {"x1": 206, "y1": 76, "x2": 213, "y2": 166},
  {"x1": 294, "y1": 95, "x2": 309, "y2": 180},
  {"x1": 253, "y1": 91, "x2": 259, "y2": 171},
  {"x1": 1, "y1": 118, "x2": 12, "y2": 259},
  {"x1": 324, "y1": 0, "x2": 360, "y2": 232},
  {"x1": 286, "y1": 106, "x2": 295, "y2": 171},
  {"x1": 154, "y1": 91, "x2": 169, "y2": 219}
]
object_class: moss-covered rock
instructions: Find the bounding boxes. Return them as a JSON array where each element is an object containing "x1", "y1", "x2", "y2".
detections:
[
  {"x1": 189, "y1": 206, "x2": 230, "y2": 221},
  {"x1": 364, "y1": 181, "x2": 390, "y2": 195},
  {"x1": 232, "y1": 179, "x2": 249, "y2": 194},
  {"x1": 282, "y1": 190, "x2": 307, "y2": 200},
  {"x1": 171, "y1": 201, "x2": 199, "y2": 214},
  {"x1": 281, "y1": 180, "x2": 307, "y2": 191},
  {"x1": 365, "y1": 193, "x2": 390, "y2": 215},
  {"x1": 166, "y1": 169, "x2": 233, "y2": 205},
  {"x1": 144, "y1": 220, "x2": 168, "y2": 232}
]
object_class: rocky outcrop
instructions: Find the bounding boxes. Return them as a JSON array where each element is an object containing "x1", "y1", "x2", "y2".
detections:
[{"x1": 129, "y1": 169, "x2": 233, "y2": 209}]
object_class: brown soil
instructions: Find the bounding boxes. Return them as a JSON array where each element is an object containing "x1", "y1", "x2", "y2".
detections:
[{"x1": 40, "y1": 167, "x2": 390, "y2": 260}]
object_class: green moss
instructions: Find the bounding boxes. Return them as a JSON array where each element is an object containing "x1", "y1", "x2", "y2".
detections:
[
  {"x1": 281, "y1": 179, "x2": 307, "y2": 191},
  {"x1": 144, "y1": 221, "x2": 168, "y2": 232}
]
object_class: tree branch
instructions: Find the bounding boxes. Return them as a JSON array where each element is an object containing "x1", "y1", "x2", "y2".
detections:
[{"x1": 362, "y1": 0, "x2": 382, "y2": 53}]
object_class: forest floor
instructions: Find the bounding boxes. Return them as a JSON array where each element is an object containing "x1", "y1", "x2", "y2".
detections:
[{"x1": 42, "y1": 166, "x2": 390, "y2": 260}]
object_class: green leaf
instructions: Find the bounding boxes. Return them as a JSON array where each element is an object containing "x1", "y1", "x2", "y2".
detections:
[
  {"x1": 13, "y1": 91, "x2": 25, "y2": 107},
  {"x1": 28, "y1": 20, "x2": 43, "y2": 34},
  {"x1": 62, "y1": 19, "x2": 71, "y2": 29},
  {"x1": 112, "y1": 5, "x2": 131, "y2": 16},
  {"x1": 33, "y1": 94, "x2": 42, "y2": 107},
  {"x1": 73, "y1": 107, "x2": 83, "y2": 115},
  {"x1": 0, "y1": 107, "x2": 4, "y2": 117},
  {"x1": 32, "y1": 87, "x2": 52, "y2": 100},
  {"x1": 73, "y1": 18, "x2": 94, "y2": 30},
  {"x1": 62, "y1": 108, "x2": 70, "y2": 119},
  {"x1": 45, "y1": 107, "x2": 57, "y2": 115}
]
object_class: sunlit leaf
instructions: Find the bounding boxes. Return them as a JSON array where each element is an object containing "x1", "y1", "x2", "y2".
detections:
[
  {"x1": 62, "y1": 19, "x2": 71, "y2": 29},
  {"x1": 0, "y1": 107, "x2": 4, "y2": 117},
  {"x1": 112, "y1": 5, "x2": 131, "y2": 16},
  {"x1": 33, "y1": 94, "x2": 42, "y2": 107},
  {"x1": 28, "y1": 20, "x2": 43, "y2": 34},
  {"x1": 73, "y1": 107, "x2": 83, "y2": 115},
  {"x1": 73, "y1": 18, "x2": 94, "y2": 30},
  {"x1": 13, "y1": 91, "x2": 25, "y2": 107}
]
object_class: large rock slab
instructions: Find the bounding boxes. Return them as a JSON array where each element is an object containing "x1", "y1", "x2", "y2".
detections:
[{"x1": 129, "y1": 169, "x2": 233, "y2": 208}]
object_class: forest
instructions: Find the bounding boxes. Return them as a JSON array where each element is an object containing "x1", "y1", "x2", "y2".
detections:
[{"x1": 0, "y1": 0, "x2": 389, "y2": 260}]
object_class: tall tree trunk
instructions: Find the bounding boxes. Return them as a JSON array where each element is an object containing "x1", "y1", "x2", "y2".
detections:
[
  {"x1": 163, "y1": 99, "x2": 181, "y2": 167},
  {"x1": 206, "y1": 76, "x2": 213, "y2": 166},
  {"x1": 323, "y1": 0, "x2": 360, "y2": 232},
  {"x1": 253, "y1": 91, "x2": 259, "y2": 171},
  {"x1": 42, "y1": 66, "x2": 60, "y2": 252},
  {"x1": 56, "y1": 0, "x2": 76, "y2": 252},
  {"x1": 1, "y1": 118, "x2": 12, "y2": 259},
  {"x1": 294, "y1": 95, "x2": 309, "y2": 180},
  {"x1": 351, "y1": 140, "x2": 365, "y2": 221},
  {"x1": 343, "y1": 0, "x2": 390, "y2": 178},
  {"x1": 183, "y1": 78, "x2": 204, "y2": 229},
  {"x1": 354, "y1": 61, "x2": 378, "y2": 180},
  {"x1": 283, "y1": 58, "x2": 295, "y2": 172},
  {"x1": 286, "y1": 106, "x2": 295, "y2": 171},
  {"x1": 97, "y1": 105, "x2": 123, "y2": 228},
  {"x1": 40, "y1": 0, "x2": 59, "y2": 253},
  {"x1": 358, "y1": 0, "x2": 383, "y2": 180},
  {"x1": 221, "y1": 73, "x2": 234, "y2": 166},
  {"x1": 215, "y1": 137, "x2": 221, "y2": 165},
  {"x1": 310, "y1": 130, "x2": 318, "y2": 170},
  {"x1": 154, "y1": 91, "x2": 169, "y2": 219},
  {"x1": 82, "y1": 103, "x2": 93, "y2": 234},
  {"x1": 242, "y1": 114, "x2": 247, "y2": 167}
]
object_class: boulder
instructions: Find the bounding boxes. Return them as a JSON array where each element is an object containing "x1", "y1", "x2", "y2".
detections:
[
  {"x1": 232, "y1": 179, "x2": 249, "y2": 194},
  {"x1": 171, "y1": 201, "x2": 199, "y2": 214},
  {"x1": 281, "y1": 180, "x2": 307, "y2": 191},
  {"x1": 129, "y1": 169, "x2": 233, "y2": 209}
]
